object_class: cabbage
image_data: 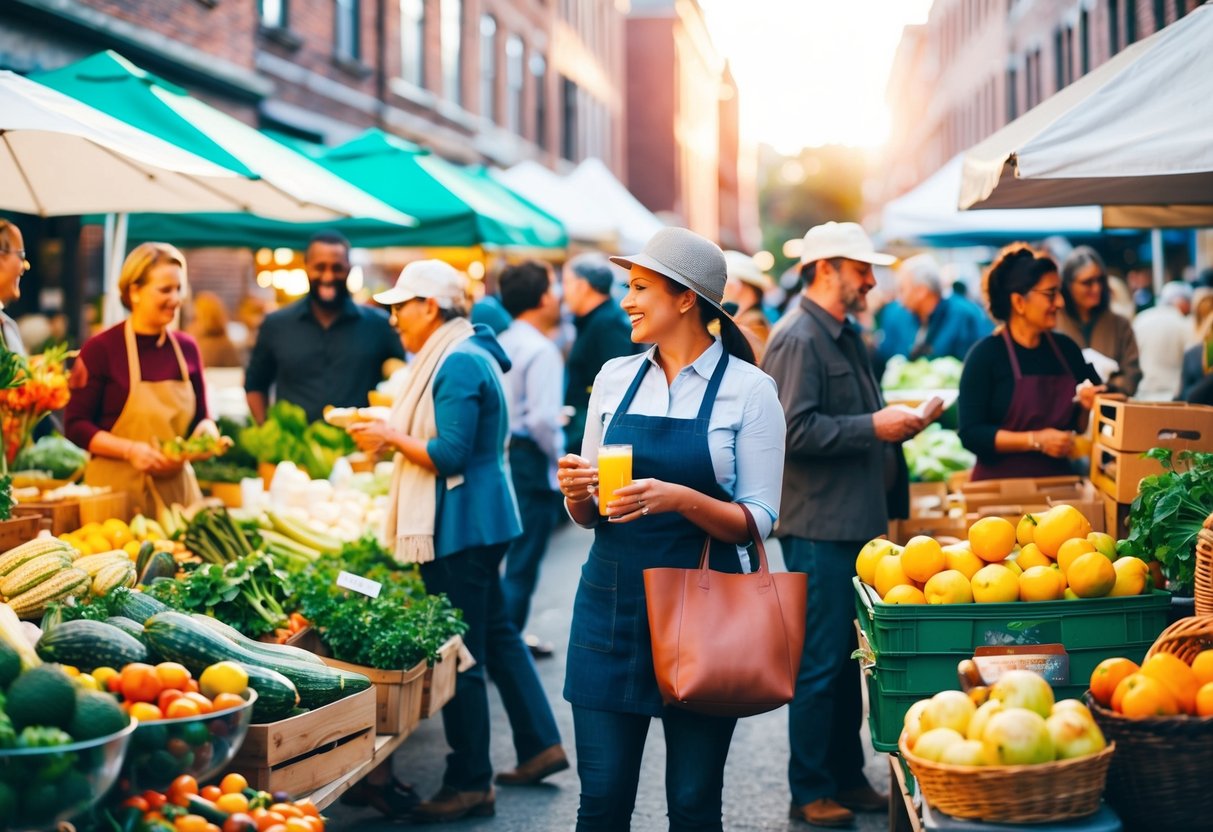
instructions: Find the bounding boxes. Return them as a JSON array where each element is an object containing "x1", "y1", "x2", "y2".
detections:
[
  {"x1": 13, "y1": 436, "x2": 88, "y2": 479},
  {"x1": 903, "y1": 425, "x2": 975, "y2": 483},
  {"x1": 882, "y1": 356, "x2": 964, "y2": 390}
]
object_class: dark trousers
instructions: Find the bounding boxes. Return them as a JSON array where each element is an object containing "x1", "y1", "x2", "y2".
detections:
[
  {"x1": 572, "y1": 704, "x2": 737, "y2": 832},
  {"x1": 782, "y1": 537, "x2": 870, "y2": 806},
  {"x1": 502, "y1": 439, "x2": 561, "y2": 631},
  {"x1": 420, "y1": 544, "x2": 562, "y2": 791}
]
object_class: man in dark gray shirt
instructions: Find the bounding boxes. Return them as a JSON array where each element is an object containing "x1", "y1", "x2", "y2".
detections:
[{"x1": 763, "y1": 222, "x2": 928, "y2": 829}]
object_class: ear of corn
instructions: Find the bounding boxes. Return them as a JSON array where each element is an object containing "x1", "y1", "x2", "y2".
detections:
[
  {"x1": 0, "y1": 538, "x2": 74, "y2": 577},
  {"x1": 91, "y1": 561, "x2": 137, "y2": 596},
  {"x1": 0, "y1": 551, "x2": 74, "y2": 597},
  {"x1": 6, "y1": 568, "x2": 89, "y2": 619}
]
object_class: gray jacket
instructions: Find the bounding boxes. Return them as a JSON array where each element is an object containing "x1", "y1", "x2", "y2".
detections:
[{"x1": 762, "y1": 296, "x2": 909, "y2": 542}]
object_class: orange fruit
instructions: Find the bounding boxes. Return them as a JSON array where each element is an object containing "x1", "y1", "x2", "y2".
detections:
[
  {"x1": 120, "y1": 663, "x2": 164, "y2": 704},
  {"x1": 158, "y1": 688, "x2": 185, "y2": 713},
  {"x1": 1140, "y1": 652, "x2": 1202, "y2": 714},
  {"x1": 1197, "y1": 682, "x2": 1213, "y2": 717},
  {"x1": 200, "y1": 785, "x2": 222, "y2": 802},
  {"x1": 128, "y1": 702, "x2": 164, "y2": 722},
  {"x1": 968, "y1": 517, "x2": 1016, "y2": 562},
  {"x1": 174, "y1": 816, "x2": 208, "y2": 832},
  {"x1": 155, "y1": 662, "x2": 192, "y2": 690},
  {"x1": 1118, "y1": 673, "x2": 1180, "y2": 718},
  {"x1": 215, "y1": 792, "x2": 250, "y2": 814},
  {"x1": 1016, "y1": 513, "x2": 1039, "y2": 546},
  {"x1": 1067, "y1": 552, "x2": 1116, "y2": 598},
  {"x1": 220, "y1": 772, "x2": 249, "y2": 795},
  {"x1": 183, "y1": 692, "x2": 214, "y2": 714},
  {"x1": 883, "y1": 585, "x2": 926, "y2": 604},
  {"x1": 1018, "y1": 565, "x2": 1065, "y2": 602},
  {"x1": 213, "y1": 692, "x2": 247, "y2": 712},
  {"x1": 1090, "y1": 657, "x2": 1140, "y2": 707},
  {"x1": 1191, "y1": 650, "x2": 1213, "y2": 686},
  {"x1": 1033, "y1": 504, "x2": 1092, "y2": 558},
  {"x1": 901, "y1": 536, "x2": 945, "y2": 582},
  {"x1": 1057, "y1": 538, "x2": 1097, "y2": 575},
  {"x1": 1014, "y1": 543, "x2": 1051, "y2": 571},
  {"x1": 855, "y1": 538, "x2": 897, "y2": 586},
  {"x1": 165, "y1": 697, "x2": 202, "y2": 719},
  {"x1": 874, "y1": 554, "x2": 912, "y2": 598}
]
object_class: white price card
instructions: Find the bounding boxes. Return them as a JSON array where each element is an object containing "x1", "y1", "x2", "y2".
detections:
[{"x1": 336, "y1": 570, "x2": 382, "y2": 599}]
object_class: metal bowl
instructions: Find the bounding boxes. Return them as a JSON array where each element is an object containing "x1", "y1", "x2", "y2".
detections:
[
  {"x1": 0, "y1": 720, "x2": 136, "y2": 831},
  {"x1": 119, "y1": 689, "x2": 257, "y2": 794}
]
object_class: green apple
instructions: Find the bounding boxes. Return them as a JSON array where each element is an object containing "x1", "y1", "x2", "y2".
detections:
[{"x1": 1087, "y1": 532, "x2": 1117, "y2": 560}]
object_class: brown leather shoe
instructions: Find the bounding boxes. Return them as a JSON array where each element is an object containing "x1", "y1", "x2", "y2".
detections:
[
  {"x1": 411, "y1": 786, "x2": 495, "y2": 823},
  {"x1": 837, "y1": 784, "x2": 888, "y2": 813},
  {"x1": 789, "y1": 798, "x2": 855, "y2": 828},
  {"x1": 494, "y1": 744, "x2": 570, "y2": 785}
]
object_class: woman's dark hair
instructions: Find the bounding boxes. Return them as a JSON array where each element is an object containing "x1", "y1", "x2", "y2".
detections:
[
  {"x1": 1060, "y1": 246, "x2": 1109, "y2": 318},
  {"x1": 983, "y1": 244, "x2": 1058, "y2": 322},
  {"x1": 696, "y1": 296, "x2": 757, "y2": 365}
]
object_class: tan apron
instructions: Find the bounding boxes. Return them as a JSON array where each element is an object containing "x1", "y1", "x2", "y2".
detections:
[{"x1": 84, "y1": 321, "x2": 202, "y2": 516}]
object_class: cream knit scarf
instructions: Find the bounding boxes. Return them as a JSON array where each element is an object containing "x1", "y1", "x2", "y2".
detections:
[{"x1": 383, "y1": 317, "x2": 474, "y2": 563}]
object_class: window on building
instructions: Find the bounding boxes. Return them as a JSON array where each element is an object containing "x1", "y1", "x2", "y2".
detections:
[
  {"x1": 1079, "y1": 9, "x2": 1090, "y2": 75},
  {"x1": 1154, "y1": 0, "x2": 1167, "y2": 30},
  {"x1": 531, "y1": 52, "x2": 547, "y2": 149},
  {"x1": 260, "y1": 0, "x2": 286, "y2": 28},
  {"x1": 506, "y1": 35, "x2": 523, "y2": 135},
  {"x1": 400, "y1": 0, "x2": 424, "y2": 86},
  {"x1": 561, "y1": 76, "x2": 577, "y2": 161},
  {"x1": 1125, "y1": 3, "x2": 1138, "y2": 44},
  {"x1": 1109, "y1": 0, "x2": 1120, "y2": 54},
  {"x1": 1034, "y1": 47, "x2": 1043, "y2": 105},
  {"x1": 479, "y1": 15, "x2": 497, "y2": 122},
  {"x1": 441, "y1": 0, "x2": 463, "y2": 105},
  {"x1": 1053, "y1": 28, "x2": 1064, "y2": 91},
  {"x1": 1064, "y1": 26, "x2": 1073, "y2": 85},
  {"x1": 335, "y1": 0, "x2": 360, "y2": 61},
  {"x1": 1174, "y1": 1, "x2": 1187, "y2": 20}
]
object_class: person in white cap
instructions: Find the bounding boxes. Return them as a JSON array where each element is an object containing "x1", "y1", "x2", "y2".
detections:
[
  {"x1": 557, "y1": 227, "x2": 785, "y2": 831},
  {"x1": 723, "y1": 250, "x2": 774, "y2": 352},
  {"x1": 763, "y1": 221, "x2": 928, "y2": 828},
  {"x1": 347, "y1": 259, "x2": 565, "y2": 822}
]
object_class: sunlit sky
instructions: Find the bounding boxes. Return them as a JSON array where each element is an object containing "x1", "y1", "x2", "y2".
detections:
[{"x1": 700, "y1": 0, "x2": 934, "y2": 152}]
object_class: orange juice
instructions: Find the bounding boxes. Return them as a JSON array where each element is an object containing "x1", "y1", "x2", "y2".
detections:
[{"x1": 597, "y1": 444, "x2": 633, "y2": 515}]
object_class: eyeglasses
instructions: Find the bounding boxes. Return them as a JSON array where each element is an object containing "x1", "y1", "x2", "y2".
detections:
[{"x1": 1028, "y1": 288, "x2": 1061, "y2": 303}]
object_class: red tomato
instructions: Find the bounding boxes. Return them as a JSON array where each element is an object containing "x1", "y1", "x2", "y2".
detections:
[
  {"x1": 200, "y1": 785, "x2": 223, "y2": 802},
  {"x1": 121, "y1": 796, "x2": 149, "y2": 812},
  {"x1": 143, "y1": 791, "x2": 168, "y2": 810},
  {"x1": 223, "y1": 814, "x2": 258, "y2": 832},
  {"x1": 159, "y1": 688, "x2": 186, "y2": 712},
  {"x1": 168, "y1": 774, "x2": 199, "y2": 807},
  {"x1": 120, "y1": 663, "x2": 164, "y2": 703}
]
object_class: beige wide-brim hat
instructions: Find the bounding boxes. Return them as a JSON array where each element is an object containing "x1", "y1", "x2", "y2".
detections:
[
  {"x1": 724, "y1": 250, "x2": 774, "y2": 292},
  {"x1": 609, "y1": 227, "x2": 750, "y2": 350}
]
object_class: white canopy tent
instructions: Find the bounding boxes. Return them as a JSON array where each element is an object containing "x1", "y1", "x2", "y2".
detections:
[
  {"x1": 566, "y1": 158, "x2": 665, "y2": 253},
  {"x1": 960, "y1": 2, "x2": 1213, "y2": 230},
  {"x1": 880, "y1": 155, "x2": 1103, "y2": 244}
]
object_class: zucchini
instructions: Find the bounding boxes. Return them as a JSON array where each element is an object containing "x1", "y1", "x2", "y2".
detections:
[
  {"x1": 35, "y1": 619, "x2": 149, "y2": 670},
  {"x1": 138, "y1": 551, "x2": 176, "y2": 585},
  {"x1": 238, "y1": 663, "x2": 299, "y2": 722},
  {"x1": 190, "y1": 614, "x2": 325, "y2": 667},
  {"x1": 183, "y1": 795, "x2": 229, "y2": 825},
  {"x1": 144, "y1": 612, "x2": 370, "y2": 709},
  {"x1": 111, "y1": 589, "x2": 170, "y2": 624}
]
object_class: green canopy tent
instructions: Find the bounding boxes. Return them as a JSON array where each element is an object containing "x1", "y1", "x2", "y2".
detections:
[{"x1": 89, "y1": 128, "x2": 568, "y2": 251}]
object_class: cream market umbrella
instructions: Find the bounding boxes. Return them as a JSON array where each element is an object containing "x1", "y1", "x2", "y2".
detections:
[{"x1": 960, "y1": 2, "x2": 1213, "y2": 230}]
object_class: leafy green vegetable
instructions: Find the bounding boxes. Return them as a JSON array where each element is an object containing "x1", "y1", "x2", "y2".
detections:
[
  {"x1": 145, "y1": 551, "x2": 293, "y2": 638},
  {"x1": 192, "y1": 458, "x2": 259, "y2": 484},
  {"x1": 43, "y1": 587, "x2": 135, "y2": 626},
  {"x1": 237, "y1": 401, "x2": 355, "y2": 478},
  {"x1": 13, "y1": 435, "x2": 88, "y2": 479},
  {"x1": 903, "y1": 425, "x2": 975, "y2": 482},
  {"x1": 1119, "y1": 448, "x2": 1213, "y2": 596},
  {"x1": 882, "y1": 356, "x2": 964, "y2": 390},
  {"x1": 293, "y1": 537, "x2": 468, "y2": 669}
]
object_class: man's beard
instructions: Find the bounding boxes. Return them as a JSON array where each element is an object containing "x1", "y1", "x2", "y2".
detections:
[
  {"x1": 309, "y1": 278, "x2": 350, "y2": 310},
  {"x1": 841, "y1": 283, "x2": 867, "y2": 316}
]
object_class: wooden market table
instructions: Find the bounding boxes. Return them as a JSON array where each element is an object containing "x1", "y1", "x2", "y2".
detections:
[
  {"x1": 889, "y1": 753, "x2": 923, "y2": 832},
  {"x1": 305, "y1": 732, "x2": 412, "y2": 810}
]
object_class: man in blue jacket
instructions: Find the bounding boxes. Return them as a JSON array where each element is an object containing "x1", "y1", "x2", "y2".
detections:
[{"x1": 898, "y1": 253, "x2": 992, "y2": 361}]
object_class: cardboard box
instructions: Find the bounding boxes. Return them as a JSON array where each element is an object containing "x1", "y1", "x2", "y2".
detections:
[
  {"x1": 1093, "y1": 398, "x2": 1212, "y2": 452},
  {"x1": 1090, "y1": 441, "x2": 1204, "y2": 503},
  {"x1": 230, "y1": 686, "x2": 376, "y2": 795},
  {"x1": 960, "y1": 476, "x2": 1085, "y2": 511},
  {"x1": 319, "y1": 656, "x2": 427, "y2": 737},
  {"x1": 420, "y1": 636, "x2": 461, "y2": 718},
  {"x1": 962, "y1": 480, "x2": 1105, "y2": 534},
  {"x1": 1102, "y1": 492, "x2": 1132, "y2": 541}
]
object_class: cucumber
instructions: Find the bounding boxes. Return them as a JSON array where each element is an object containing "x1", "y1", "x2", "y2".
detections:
[
  {"x1": 111, "y1": 589, "x2": 170, "y2": 624},
  {"x1": 238, "y1": 663, "x2": 299, "y2": 723},
  {"x1": 190, "y1": 613, "x2": 326, "y2": 667},
  {"x1": 35, "y1": 619, "x2": 149, "y2": 670},
  {"x1": 143, "y1": 612, "x2": 370, "y2": 709}
]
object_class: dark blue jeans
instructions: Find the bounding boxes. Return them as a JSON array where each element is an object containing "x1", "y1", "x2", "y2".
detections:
[
  {"x1": 502, "y1": 440, "x2": 561, "y2": 630},
  {"x1": 420, "y1": 544, "x2": 562, "y2": 791},
  {"x1": 572, "y1": 704, "x2": 737, "y2": 832},
  {"x1": 782, "y1": 537, "x2": 870, "y2": 806}
]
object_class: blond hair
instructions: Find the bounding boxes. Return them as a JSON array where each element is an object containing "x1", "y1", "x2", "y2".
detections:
[{"x1": 119, "y1": 242, "x2": 187, "y2": 310}]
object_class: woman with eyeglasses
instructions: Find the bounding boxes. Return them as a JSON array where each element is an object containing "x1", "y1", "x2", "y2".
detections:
[
  {"x1": 0, "y1": 219, "x2": 31, "y2": 354},
  {"x1": 1055, "y1": 246, "x2": 1141, "y2": 396},
  {"x1": 958, "y1": 244, "x2": 1104, "y2": 480}
]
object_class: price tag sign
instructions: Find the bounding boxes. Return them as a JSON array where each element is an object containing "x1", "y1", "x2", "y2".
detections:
[{"x1": 337, "y1": 570, "x2": 382, "y2": 599}]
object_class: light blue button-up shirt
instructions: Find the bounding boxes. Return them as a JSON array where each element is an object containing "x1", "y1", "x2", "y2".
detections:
[
  {"x1": 498, "y1": 319, "x2": 566, "y2": 489},
  {"x1": 582, "y1": 339, "x2": 785, "y2": 542}
]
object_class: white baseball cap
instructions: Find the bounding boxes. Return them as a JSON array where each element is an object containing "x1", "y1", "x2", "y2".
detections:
[
  {"x1": 723, "y1": 250, "x2": 773, "y2": 291},
  {"x1": 373, "y1": 259, "x2": 468, "y2": 308},
  {"x1": 798, "y1": 222, "x2": 896, "y2": 267}
]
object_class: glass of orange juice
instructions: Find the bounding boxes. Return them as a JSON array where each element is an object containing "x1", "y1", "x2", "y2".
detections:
[{"x1": 597, "y1": 444, "x2": 633, "y2": 516}]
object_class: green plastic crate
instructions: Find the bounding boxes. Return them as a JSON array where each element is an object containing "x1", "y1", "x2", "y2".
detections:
[{"x1": 853, "y1": 577, "x2": 1171, "y2": 655}]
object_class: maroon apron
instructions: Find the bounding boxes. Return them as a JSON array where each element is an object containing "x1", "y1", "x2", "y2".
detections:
[{"x1": 971, "y1": 328, "x2": 1077, "y2": 481}]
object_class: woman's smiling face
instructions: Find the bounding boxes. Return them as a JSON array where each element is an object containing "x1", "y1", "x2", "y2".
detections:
[{"x1": 620, "y1": 265, "x2": 695, "y2": 343}]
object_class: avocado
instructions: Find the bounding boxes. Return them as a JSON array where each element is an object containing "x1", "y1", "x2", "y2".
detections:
[
  {"x1": 5, "y1": 665, "x2": 76, "y2": 731},
  {"x1": 68, "y1": 691, "x2": 128, "y2": 741}
]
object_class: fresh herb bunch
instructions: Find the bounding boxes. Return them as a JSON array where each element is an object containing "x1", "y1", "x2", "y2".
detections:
[
  {"x1": 1120, "y1": 449, "x2": 1213, "y2": 595},
  {"x1": 145, "y1": 551, "x2": 293, "y2": 637},
  {"x1": 43, "y1": 586, "x2": 134, "y2": 627},
  {"x1": 294, "y1": 538, "x2": 467, "y2": 669}
]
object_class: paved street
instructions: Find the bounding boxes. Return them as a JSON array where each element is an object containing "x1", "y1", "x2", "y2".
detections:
[{"x1": 329, "y1": 522, "x2": 891, "y2": 831}]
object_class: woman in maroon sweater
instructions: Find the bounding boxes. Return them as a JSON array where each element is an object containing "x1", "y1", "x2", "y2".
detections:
[{"x1": 66, "y1": 242, "x2": 209, "y2": 515}]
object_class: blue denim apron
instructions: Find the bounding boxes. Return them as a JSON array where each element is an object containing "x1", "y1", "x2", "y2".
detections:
[{"x1": 564, "y1": 351, "x2": 741, "y2": 717}]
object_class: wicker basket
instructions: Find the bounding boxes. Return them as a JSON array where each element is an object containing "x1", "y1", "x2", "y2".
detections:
[
  {"x1": 898, "y1": 737, "x2": 1114, "y2": 824},
  {"x1": 1081, "y1": 612, "x2": 1213, "y2": 831},
  {"x1": 1194, "y1": 514, "x2": 1213, "y2": 616}
]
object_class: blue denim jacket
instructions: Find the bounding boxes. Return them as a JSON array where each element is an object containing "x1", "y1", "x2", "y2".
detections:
[{"x1": 427, "y1": 325, "x2": 523, "y2": 558}]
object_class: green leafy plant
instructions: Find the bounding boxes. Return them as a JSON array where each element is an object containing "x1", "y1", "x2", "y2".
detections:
[
  {"x1": 145, "y1": 551, "x2": 293, "y2": 638},
  {"x1": 1119, "y1": 449, "x2": 1213, "y2": 596},
  {"x1": 237, "y1": 401, "x2": 355, "y2": 478}
]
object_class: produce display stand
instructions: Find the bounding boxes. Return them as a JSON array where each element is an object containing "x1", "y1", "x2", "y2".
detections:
[
  {"x1": 0, "y1": 512, "x2": 44, "y2": 549},
  {"x1": 13, "y1": 490, "x2": 129, "y2": 535},
  {"x1": 305, "y1": 731, "x2": 415, "y2": 811},
  {"x1": 321, "y1": 655, "x2": 427, "y2": 737},
  {"x1": 420, "y1": 636, "x2": 462, "y2": 717}
]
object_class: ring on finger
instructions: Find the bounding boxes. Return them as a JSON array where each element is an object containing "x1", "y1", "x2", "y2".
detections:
[{"x1": 641, "y1": 505, "x2": 650, "y2": 516}]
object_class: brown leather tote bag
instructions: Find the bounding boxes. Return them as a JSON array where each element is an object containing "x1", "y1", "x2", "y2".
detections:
[{"x1": 644, "y1": 505, "x2": 807, "y2": 718}]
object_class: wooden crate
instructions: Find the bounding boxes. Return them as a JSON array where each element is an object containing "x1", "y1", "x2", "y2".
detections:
[
  {"x1": 0, "y1": 514, "x2": 43, "y2": 551},
  {"x1": 1093, "y1": 398, "x2": 1211, "y2": 451},
  {"x1": 320, "y1": 656, "x2": 427, "y2": 737},
  {"x1": 420, "y1": 636, "x2": 462, "y2": 718},
  {"x1": 15, "y1": 491, "x2": 129, "y2": 535},
  {"x1": 229, "y1": 686, "x2": 376, "y2": 795}
]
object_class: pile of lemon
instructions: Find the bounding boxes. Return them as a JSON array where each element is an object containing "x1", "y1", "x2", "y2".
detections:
[
  {"x1": 58, "y1": 516, "x2": 174, "y2": 558},
  {"x1": 857, "y1": 504, "x2": 1152, "y2": 604}
]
